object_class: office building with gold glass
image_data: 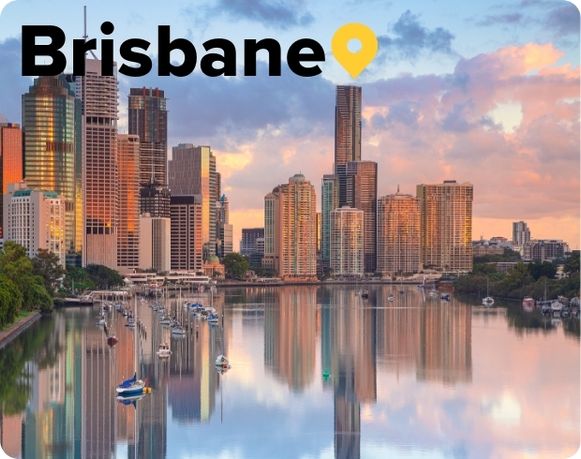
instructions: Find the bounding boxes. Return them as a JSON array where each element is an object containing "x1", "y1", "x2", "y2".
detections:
[
  {"x1": 417, "y1": 180, "x2": 473, "y2": 272},
  {"x1": 117, "y1": 134, "x2": 140, "y2": 271},
  {"x1": 263, "y1": 174, "x2": 317, "y2": 279},
  {"x1": 22, "y1": 76, "x2": 81, "y2": 265},
  {"x1": 330, "y1": 206, "x2": 364, "y2": 277},
  {"x1": 0, "y1": 123, "x2": 23, "y2": 239},
  {"x1": 76, "y1": 59, "x2": 119, "y2": 269},
  {"x1": 377, "y1": 191, "x2": 421, "y2": 276},
  {"x1": 170, "y1": 195, "x2": 203, "y2": 272}
]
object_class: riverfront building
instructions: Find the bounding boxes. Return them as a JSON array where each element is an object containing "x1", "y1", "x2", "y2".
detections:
[
  {"x1": 3, "y1": 182, "x2": 66, "y2": 265},
  {"x1": 330, "y1": 206, "x2": 364, "y2": 277},
  {"x1": 417, "y1": 181, "x2": 473, "y2": 273},
  {"x1": 263, "y1": 174, "x2": 317, "y2": 279},
  {"x1": 376, "y1": 192, "x2": 421, "y2": 276},
  {"x1": 22, "y1": 76, "x2": 81, "y2": 265}
]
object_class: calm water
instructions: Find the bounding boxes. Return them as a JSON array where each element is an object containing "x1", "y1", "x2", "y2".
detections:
[{"x1": 0, "y1": 286, "x2": 579, "y2": 459}]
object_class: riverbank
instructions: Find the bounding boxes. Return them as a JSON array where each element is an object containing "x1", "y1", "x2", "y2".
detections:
[
  {"x1": 217, "y1": 279, "x2": 428, "y2": 288},
  {"x1": 0, "y1": 311, "x2": 42, "y2": 349}
]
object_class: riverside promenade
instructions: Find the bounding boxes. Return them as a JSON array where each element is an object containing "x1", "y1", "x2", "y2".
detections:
[{"x1": 0, "y1": 311, "x2": 42, "y2": 349}]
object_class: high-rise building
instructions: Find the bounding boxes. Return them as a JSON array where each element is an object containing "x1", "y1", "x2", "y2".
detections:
[
  {"x1": 216, "y1": 194, "x2": 233, "y2": 259},
  {"x1": 139, "y1": 214, "x2": 171, "y2": 273},
  {"x1": 345, "y1": 161, "x2": 377, "y2": 273},
  {"x1": 128, "y1": 87, "x2": 170, "y2": 217},
  {"x1": 263, "y1": 174, "x2": 317, "y2": 279},
  {"x1": 240, "y1": 227, "x2": 265, "y2": 269},
  {"x1": 77, "y1": 59, "x2": 119, "y2": 269},
  {"x1": 117, "y1": 134, "x2": 140, "y2": 272},
  {"x1": 417, "y1": 180, "x2": 473, "y2": 272},
  {"x1": 377, "y1": 192, "x2": 421, "y2": 276},
  {"x1": 321, "y1": 175, "x2": 339, "y2": 268},
  {"x1": 512, "y1": 221, "x2": 531, "y2": 249},
  {"x1": 22, "y1": 76, "x2": 81, "y2": 265},
  {"x1": 334, "y1": 86, "x2": 361, "y2": 206},
  {"x1": 330, "y1": 206, "x2": 364, "y2": 277},
  {"x1": 0, "y1": 123, "x2": 23, "y2": 239},
  {"x1": 169, "y1": 144, "x2": 218, "y2": 260},
  {"x1": 170, "y1": 195, "x2": 203, "y2": 272},
  {"x1": 3, "y1": 182, "x2": 65, "y2": 265}
]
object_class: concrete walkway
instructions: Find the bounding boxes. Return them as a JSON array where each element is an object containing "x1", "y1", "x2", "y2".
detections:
[{"x1": 0, "y1": 311, "x2": 42, "y2": 349}]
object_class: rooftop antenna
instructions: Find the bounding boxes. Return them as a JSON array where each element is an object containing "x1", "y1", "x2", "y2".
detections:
[
  {"x1": 84, "y1": 6, "x2": 98, "y2": 59},
  {"x1": 396, "y1": 184, "x2": 400, "y2": 194}
]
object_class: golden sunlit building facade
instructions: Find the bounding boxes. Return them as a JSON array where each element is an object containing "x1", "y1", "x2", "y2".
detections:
[
  {"x1": 263, "y1": 174, "x2": 317, "y2": 279},
  {"x1": 417, "y1": 180, "x2": 473, "y2": 273},
  {"x1": 330, "y1": 206, "x2": 364, "y2": 277},
  {"x1": 376, "y1": 192, "x2": 421, "y2": 276},
  {"x1": 117, "y1": 134, "x2": 140, "y2": 271},
  {"x1": 0, "y1": 122, "x2": 23, "y2": 238}
]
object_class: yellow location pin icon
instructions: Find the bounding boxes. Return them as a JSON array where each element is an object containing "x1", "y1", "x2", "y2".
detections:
[{"x1": 332, "y1": 23, "x2": 378, "y2": 78}]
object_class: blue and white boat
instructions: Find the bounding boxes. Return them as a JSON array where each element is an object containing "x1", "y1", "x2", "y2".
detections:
[{"x1": 116, "y1": 373, "x2": 145, "y2": 396}]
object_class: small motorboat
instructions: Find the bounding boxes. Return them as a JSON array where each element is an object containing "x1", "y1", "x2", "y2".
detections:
[
  {"x1": 126, "y1": 316, "x2": 136, "y2": 328},
  {"x1": 440, "y1": 293, "x2": 450, "y2": 301},
  {"x1": 116, "y1": 373, "x2": 145, "y2": 396},
  {"x1": 428, "y1": 289, "x2": 439, "y2": 298},
  {"x1": 551, "y1": 301, "x2": 563, "y2": 313},
  {"x1": 482, "y1": 296, "x2": 495, "y2": 306},
  {"x1": 386, "y1": 295, "x2": 395, "y2": 302},
  {"x1": 215, "y1": 354, "x2": 231, "y2": 370},
  {"x1": 156, "y1": 343, "x2": 172, "y2": 358},
  {"x1": 208, "y1": 313, "x2": 220, "y2": 325},
  {"x1": 171, "y1": 325, "x2": 187, "y2": 337},
  {"x1": 96, "y1": 316, "x2": 106, "y2": 326},
  {"x1": 522, "y1": 297, "x2": 535, "y2": 312}
]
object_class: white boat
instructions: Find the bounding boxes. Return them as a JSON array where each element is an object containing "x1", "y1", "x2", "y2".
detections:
[
  {"x1": 428, "y1": 289, "x2": 439, "y2": 298},
  {"x1": 156, "y1": 343, "x2": 172, "y2": 358},
  {"x1": 171, "y1": 325, "x2": 187, "y2": 336},
  {"x1": 482, "y1": 296, "x2": 495, "y2": 306},
  {"x1": 215, "y1": 354, "x2": 231, "y2": 369},
  {"x1": 482, "y1": 278, "x2": 494, "y2": 306},
  {"x1": 386, "y1": 295, "x2": 395, "y2": 302},
  {"x1": 522, "y1": 297, "x2": 535, "y2": 312},
  {"x1": 116, "y1": 373, "x2": 145, "y2": 396},
  {"x1": 551, "y1": 301, "x2": 563, "y2": 313}
]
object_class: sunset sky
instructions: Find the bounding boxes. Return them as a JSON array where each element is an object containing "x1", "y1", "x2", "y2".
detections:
[{"x1": 0, "y1": 0, "x2": 579, "y2": 250}]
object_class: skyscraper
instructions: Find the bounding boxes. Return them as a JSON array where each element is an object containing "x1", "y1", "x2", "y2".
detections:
[
  {"x1": 0, "y1": 123, "x2": 23, "y2": 238},
  {"x1": 321, "y1": 174, "x2": 339, "y2": 269},
  {"x1": 139, "y1": 214, "x2": 171, "y2": 272},
  {"x1": 377, "y1": 192, "x2": 421, "y2": 276},
  {"x1": 170, "y1": 195, "x2": 203, "y2": 272},
  {"x1": 334, "y1": 85, "x2": 361, "y2": 206},
  {"x1": 330, "y1": 206, "x2": 364, "y2": 277},
  {"x1": 240, "y1": 227, "x2": 265, "y2": 269},
  {"x1": 263, "y1": 174, "x2": 317, "y2": 279},
  {"x1": 128, "y1": 87, "x2": 170, "y2": 217},
  {"x1": 512, "y1": 221, "x2": 531, "y2": 249},
  {"x1": 117, "y1": 134, "x2": 140, "y2": 272},
  {"x1": 216, "y1": 194, "x2": 233, "y2": 259},
  {"x1": 77, "y1": 59, "x2": 119, "y2": 269},
  {"x1": 417, "y1": 180, "x2": 473, "y2": 272},
  {"x1": 22, "y1": 76, "x2": 81, "y2": 265},
  {"x1": 169, "y1": 144, "x2": 218, "y2": 260},
  {"x1": 345, "y1": 161, "x2": 377, "y2": 273}
]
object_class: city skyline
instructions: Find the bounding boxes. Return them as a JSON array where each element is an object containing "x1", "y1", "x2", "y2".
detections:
[{"x1": 0, "y1": 1, "x2": 578, "y2": 252}]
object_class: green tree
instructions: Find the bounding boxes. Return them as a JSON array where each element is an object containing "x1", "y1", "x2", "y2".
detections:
[
  {"x1": 528, "y1": 262, "x2": 556, "y2": 281},
  {"x1": 85, "y1": 264, "x2": 124, "y2": 289},
  {"x1": 564, "y1": 250, "x2": 580, "y2": 274},
  {"x1": 223, "y1": 253, "x2": 250, "y2": 280},
  {"x1": 32, "y1": 249, "x2": 65, "y2": 296},
  {"x1": 0, "y1": 274, "x2": 23, "y2": 327},
  {"x1": 62, "y1": 266, "x2": 96, "y2": 294}
]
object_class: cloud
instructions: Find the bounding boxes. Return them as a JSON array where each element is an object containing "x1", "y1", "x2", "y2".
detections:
[
  {"x1": 545, "y1": 2, "x2": 580, "y2": 36},
  {"x1": 192, "y1": 0, "x2": 314, "y2": 30},
  {"x1": 0, "y1": 38, "x2": 32, "y2": 122},
  {"x1": 377, "y1": 10, "x2": 455, "y2": 61},
  {"x1": 475, "y1": 13, "x2": 525, "y2": 27}
]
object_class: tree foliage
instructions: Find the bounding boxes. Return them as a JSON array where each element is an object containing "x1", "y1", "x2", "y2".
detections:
[
  {"x1": 85, "y1": 264, "x2": 124, "y2": 289},
  {"x1": 32, "y1": 249, "x2": 65, "y2": 296},
  {"x1": 223, "y1": 253, "x2": 250, "y2": 280}
]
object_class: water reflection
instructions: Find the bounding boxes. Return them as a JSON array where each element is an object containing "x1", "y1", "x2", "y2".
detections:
[{"x1": 0, "y1": 286, "x2": 578, "y2": 459}]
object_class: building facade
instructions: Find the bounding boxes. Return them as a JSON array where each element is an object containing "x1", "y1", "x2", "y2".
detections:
[
  {"x1": 0, "y1": 123, "x2": 23, "y2": 239},
  {"x1": 523, "y1": 239, "x2": 568, "y2": 262},
  {"x1": 417, "y1": 181, "x2": 473, "y2": 272},
  {"x1": 512, "y1": 221, "x2": 531, "y2": 251},
  {"x1": 3, "y1": 183, "x2": 65, "y2": 265},
  {"x1": 330, "y1": 207, "x2": 364, "y2": 277},
  {"x1": 345, "y1": 161, "x2": 377, "y2": 273},
  {"x1": 376, "y1": 192, "x2": 421, "y2": 276},
  {"x1": 117, "y1": 134, "x2": 140, "y2": 272},
  {"x1": 215, "y1": 194, "x2": 233, "y2": 259},
  {"x1": 263, "y1": 174, "x2": 317, "y2": 279},
  {"x1": 240, "y1": 227, "x2": 265, "y2": 269},
  {"x1": 321, "y1": 174, "x2": 339, "y2": 269},
  {"x1": 22, "y1": 76, "x2": 81, "y2": 265},
  {"x1": 334, "y1": 86, "x2": 361, "y2": 207},
  {"x1": 170, "y1": 195, "x2": 203, "y2": 272},
  {"x1": 169, "y1": 144, "x2": 218, "y2": 260},
  {"x1": 139, "y1": 214, "x2": 171, "y2": 273},
  {"x1": 128, "y1": 87, "x2": 169, "y2": 217},
  {"x1": 76, "y1": 59, "x2": 119, "y2": 269}
]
